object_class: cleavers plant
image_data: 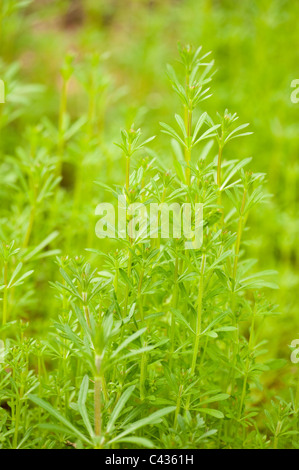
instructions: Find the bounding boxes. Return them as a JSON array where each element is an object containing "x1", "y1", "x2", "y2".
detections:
[{"x1": 0, "y1": 43, "x2": 292, "y2": 449}]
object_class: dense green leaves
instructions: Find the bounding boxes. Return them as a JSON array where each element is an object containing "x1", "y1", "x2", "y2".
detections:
[{"x1": 0, "y1": 0, "x2": 297, "y2": 451}]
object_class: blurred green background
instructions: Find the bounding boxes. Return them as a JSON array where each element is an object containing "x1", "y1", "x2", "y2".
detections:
[{"x1": 1, "y1": 0, "x2": 299, "y2": 398}]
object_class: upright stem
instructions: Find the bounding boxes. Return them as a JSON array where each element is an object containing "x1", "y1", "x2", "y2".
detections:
[
  {"x1": 185, "y1": 253, "x2": 206, "y2": 412},
  {"x1": 217, "y1": 145, "x2": 223, "y2": 189},
  {"x1": 190, "y1": 253, "x2": 206, "y2": 374},
  {"x1": 157, "y1": 186, "x2": 166, "y2": 248},
  {"x1": 228, "y1": 187, "x2": 247, "y2": 400},
  {"x1": 169, "y1": 255, "x2": 179, "y2": 366},
  {"x1": 113, "y1": 261, "x2": 119, "y2": 301},
  {"x1": 138, "y1": 267, "x2": 147, "y2": 401},
  {"x1": 23, "y1": 204, "x2": 36, "y2": 248},
  {"x1": 124, "y1": 150, "x2": 132, "y2": 316},
  {"x1": 137, "y1": 268, "x2": 144, "y2": 322},
  {"x1": 125, "y1": 156, "x2": 130, "y2": 194},
  {"x1": 13, "y1": 399, "x2": 20, "y2": 448},
  {"x1": 94, "y1": 354, "x2": 102, "y2": 447},
  {"x1": 185, "y1": 108, "x2": 192, "y2": 186},
  {"x1": 217, "y1": 144, "x2": 224, "y2": 213},
  {"x1": 13, "y1": 380, "x2": 24, "y2": 448},
  {"x1": 233, "y1": 188, "x2": 247, "y2": 279},
  {"x1": 184, "y1": 68, "x2": 192, "y2": 186},
  {"x1": 238, "y1": 302, "x2": 256, "y2": 419},
  {"x1": 82, "y1": 292, "x2": 91, "y2": 327},
  {"x1": 140, "y1": 348, "x2": 147, "y2": 401},
  {"x1": 124, "y1": 250, "x2": 132, "y2": 317},
  {"x1": 174, "y1": 384, "x2": 183, "y2": 428}
]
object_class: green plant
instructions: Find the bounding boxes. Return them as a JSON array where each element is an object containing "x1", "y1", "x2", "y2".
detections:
[
  {"x1": 1, "y1": 0, "x2": 298, "y2": 449},
  {"x1": 2, "y1": 44, "x2": 278, "y2": 449}
]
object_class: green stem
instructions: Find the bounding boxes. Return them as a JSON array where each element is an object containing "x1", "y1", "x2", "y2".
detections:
[
  {"x1": 233, "y1": 188, "x2": 247, "y2": 280},
  {"x1": 238, "y1": 301, "x2": 257, "y2": 420},
  {"x1": 185, "y1": 108, "x2": 192, "y2": 186},
  {"x1": 217, "y1": 145, "x2": 223, "y2": 189},
  {"x1": 169, "y1": 256, "x2": 179, "y2": 366},
  {"x1": 157, "y1": 187, "x2": 166, "y2": 248},
  {"x1": 124, "y1": 250, "x2": 132, "y2": 317},
  {"x1": 13, "y1": 401, "x2": 20, "y2": 448},
  {"x1": 94, "y1": 354, "x2": 102, "y2": 447},
  {"x1": 228, "y1": 187, "x2": 248, "y2": 395},
  {"x1": 140, "y1": 348, "x2": 147, "y2": 401},
  {"x1": 190, "y1": 253, "x2": 206, "y2": 375},
  {"x1": 185, "y1": 253, "x2": 206, "y2": 412},
  {"x1": 174, "y1": 384, "x2": 183, "y2": 428},
  {"x1": 125, "y1": 155, "x2": 130, "y2": 194},
  {"x1": 82, "y1": 292, "x2": 91, "y2": 328},
  {"x1": 138, "y1": 267, "x2": 147, "y2": 401},
  {"x1": 13, "y1": 383, "x2": 24, "y2": 449},
  {"x1": 138, "y1": 268, "x2": 144, "y2": 322},
  {"x1": 23, "y1": 205, "x2": 36, "y2": 248}
]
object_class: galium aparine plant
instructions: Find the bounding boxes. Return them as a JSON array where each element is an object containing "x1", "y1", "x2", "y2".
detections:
[{"x1": 0, "y1": 41, "x2": 292, "y2": 450}]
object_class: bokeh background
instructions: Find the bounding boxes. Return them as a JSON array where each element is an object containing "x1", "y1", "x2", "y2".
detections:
[{"x1": 1, "y1": 0, "x2": 299, "y2": 402}]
